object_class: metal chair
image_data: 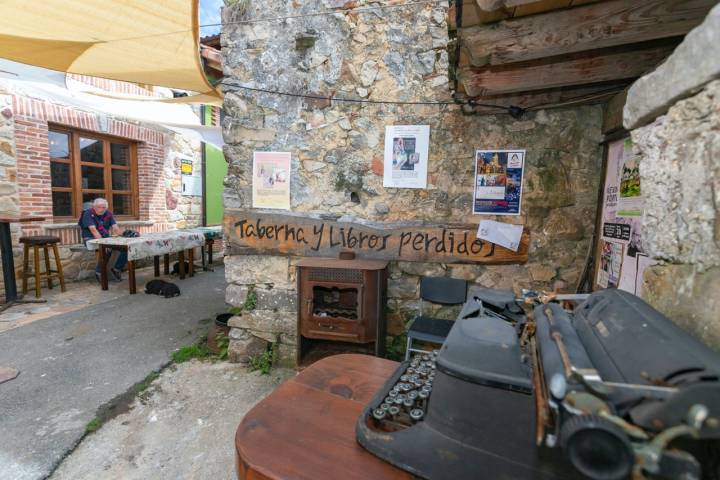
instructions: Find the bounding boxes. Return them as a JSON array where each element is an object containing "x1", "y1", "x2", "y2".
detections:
[{"x1": 404, "y1": 277, "x2": 468, "y2": 360}]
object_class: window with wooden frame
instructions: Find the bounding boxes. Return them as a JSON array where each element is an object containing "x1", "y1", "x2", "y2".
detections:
[{"x1": 48, "y1": 127, "x2": 138, "y2": 220}]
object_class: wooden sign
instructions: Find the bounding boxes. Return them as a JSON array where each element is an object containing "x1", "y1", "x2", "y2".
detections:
[{"x1": 224, "y1": 210, "x2": 529, "y2": 264}]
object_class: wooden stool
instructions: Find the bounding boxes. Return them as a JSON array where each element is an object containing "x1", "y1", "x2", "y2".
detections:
[{"x1": 19, "y1": 236, "x2": 66, "y2": 298}]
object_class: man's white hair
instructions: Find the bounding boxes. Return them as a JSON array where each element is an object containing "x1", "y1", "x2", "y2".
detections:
[{"x1": 93, "y1": 198, "x2": 108, "y2": 207}]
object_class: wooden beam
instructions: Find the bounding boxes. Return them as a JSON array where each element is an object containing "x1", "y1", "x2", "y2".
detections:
[
  {"x1": 463, "y1": 0, "x2": 715, "y2": 66},
  {"x1": 475, "y1": 0, "x2": 544, "y2": 11},
  {"x1": 458, "y1": 42, "x2": 676, "y2": 97},
  {"x1": 200, "y1": 45, "x2": 223, "y2": 73},
  {"x1": 602, "y1": 87, "x2": 630, "y2": 134},
  {"x1": 457, "y1": 82, "x2": 630, "y2": 113}
]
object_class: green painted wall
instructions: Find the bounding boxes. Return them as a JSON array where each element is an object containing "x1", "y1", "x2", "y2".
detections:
[{"x1": 203, "y1": 106, "x2": 227, "y2": 226}]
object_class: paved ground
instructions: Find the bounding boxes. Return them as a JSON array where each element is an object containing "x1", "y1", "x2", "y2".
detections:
[
  {"x1": 0, "y1": 267, "x2": 227, "y2": 480},
  {"x1": 50, "y1": 361, "x2": 294, "y2": 480}
]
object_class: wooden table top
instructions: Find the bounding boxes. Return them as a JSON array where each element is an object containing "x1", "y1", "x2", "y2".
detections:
[
  {"x1": 235, "y1": 354, "x2": 412, "y2": 480},
  {"x1": 0, "y1": 216, "x2": 46, "y2": 223}
]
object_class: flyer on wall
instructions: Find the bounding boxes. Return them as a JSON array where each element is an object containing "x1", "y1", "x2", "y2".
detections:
[
  {"x1": 252, "y1": 151, "x2": 291, "y2": 209},
  {"x1": 383, "y1": 125, "x2": 430, "y2": 189},
  {"x1": 472, "y1": 149, "x2": 525, "y2": 215},
  {"x1": 597, "y1": 239, "x2": 623, "y2": 289},
  {"x1": 616, "y1": 137, "x2": 643, "y2": 218}
]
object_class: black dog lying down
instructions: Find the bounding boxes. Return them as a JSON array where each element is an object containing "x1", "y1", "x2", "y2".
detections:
[
  {"x1": 145, "y1": 279, "x2": 181, "y2": 298},
  {"x1": 170, "y1": 261, "x2": 191, "y2": 276}
]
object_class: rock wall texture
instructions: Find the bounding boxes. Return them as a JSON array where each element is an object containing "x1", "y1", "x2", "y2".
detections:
[
  {"x1": 0, "y1": 86, "x2": 23, "y2": 292},
  {"x1": 165, "y1": 134, "x2": 204, "y2": 230},
  {"x1": 630, "y1": 80, "x2": 720, "y2": 349},
  {"x1": 221, "y1": 0, "x2": 604, "y2": 363}
]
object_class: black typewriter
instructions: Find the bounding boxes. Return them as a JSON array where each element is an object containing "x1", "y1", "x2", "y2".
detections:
[{"x1": 356, "y1": 288, "x2": 720, "y2": 480}]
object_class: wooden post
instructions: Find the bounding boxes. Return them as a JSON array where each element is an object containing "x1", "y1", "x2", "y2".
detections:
[
  {"x1": 178, "y1": 250, "x2": 186, "y2": 279},
  {"x1": 99, "y1": 245, "x2": 109, "y2": 291},
  {"x1": 128, "y1": 260, "x2": 136, "y2": 294},
  {"x1": 43, "y1": 245, "x2": 52, "y2": 290},
  {"x1": 33, "y1": 245, "x2": 41, "y2": 298},
  {"x1": 188, "y1": 248, "x2": 194, "y2": 277},
  {"x1": 154, "y1": 256, "x2": 160, "y2": 277},
  {"x1": 164, "y1": 254, "x2": 170, "y2": 275},
  {"x1": 51, "y1": 243, "x2": 66, "y2": 292}
]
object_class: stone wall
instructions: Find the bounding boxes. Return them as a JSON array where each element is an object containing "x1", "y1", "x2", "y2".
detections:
[
  {"x1": 165, "y1": 134, "x2": 204, "y2": 230},
  {"x1": 623, "y1": 6, "x2": 720, "y2": 351},
  {"x1": 0, "y1": 85, "x2": 22, "y2": 291},
  {"x1": 629, "y1": 80, "x2": 720, "y2": 349},
  {"x1": 221, "y1": 0, "x2": 604, "y2": 364}
]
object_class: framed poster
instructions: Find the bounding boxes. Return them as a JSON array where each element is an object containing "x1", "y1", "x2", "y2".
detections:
[
  {"x1": 252, "y1": 151, "x2": 291, "y2": 210},
  {"x1": 383, "y1": 125, "x2": 430, "y2": 189},
  {"x1": 473, "y1": 149, "x2": 525, "y2": 215}
]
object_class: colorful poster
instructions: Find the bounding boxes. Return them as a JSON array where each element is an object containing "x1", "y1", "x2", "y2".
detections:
[
  {"x1": 473, "y1": 149, "x2": 525, "y2": 215},
  {"x1": 252, "y1": 151, "x2": 291, "y2": 210},
  {"x1": 597, "y1": 240, "x2": 623, "y2": 289},
  {"x1": 616, "y1": 137, "x2": 643, "y2": 217},
  {"x1": 383, "y1": 125, "x2": 430, "y2": 189}
]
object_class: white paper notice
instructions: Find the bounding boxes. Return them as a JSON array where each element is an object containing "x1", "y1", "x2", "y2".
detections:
[
  {"x1": 476, "y1": 220, "x2": 524, "y2": 252},
  {"x1": 383, "y1": 125, "x2": 430, "y2": 189}
]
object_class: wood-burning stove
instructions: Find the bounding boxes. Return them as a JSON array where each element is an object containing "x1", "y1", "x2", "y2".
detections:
[{"x1": 296, "y1": 257, "x2": 388, "y2": 367}]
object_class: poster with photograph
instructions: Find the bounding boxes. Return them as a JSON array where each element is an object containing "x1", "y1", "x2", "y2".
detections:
[
  {"x1": 252, "y1": 151, "x2": 291, "y2": 210},
  {"x1": 616, "y1": 137, "x2": 643, "y2": 217},
  {"x1": 473, "y1": 150, "x2": 525, "y2": 215},
  {"x1": 383, "y1": 125, "x2": 430, "y2": 189},
  {"x1": 597, "y1": 240, "x2": 623, "y2": 289}
]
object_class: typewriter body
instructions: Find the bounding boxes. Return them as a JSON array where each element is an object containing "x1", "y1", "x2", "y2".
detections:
[{"x1": 356, "y1": 288, "x2": 720, "y2": 480}]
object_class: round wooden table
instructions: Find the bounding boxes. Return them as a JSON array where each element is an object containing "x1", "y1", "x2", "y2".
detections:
[{"x1": 235, "y1": 354, "x2": 412, "y2": 480}]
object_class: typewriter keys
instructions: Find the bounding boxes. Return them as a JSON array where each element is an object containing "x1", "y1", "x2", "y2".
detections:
[
  {"x1": 388, "y1": 406, "x2": 400, "y2": 416},
  {"x1": 380, "y1": 403, "x2": 391, "y2": 411},
  {"x1": 409, "y1": 409, "x2": 424, "y2": 421},
  {"x1": 388, "y1": 389, "x2": 399, "y2": 397},
  {"x1": 418, "y1": 390, "x2": 429, "y2": 400},
  {"x1": 373, "y1": 408, "x2": 387, "y2": 420},
  {"x1": 403, "y1": 397, "x2": 414, "y2": 408}
]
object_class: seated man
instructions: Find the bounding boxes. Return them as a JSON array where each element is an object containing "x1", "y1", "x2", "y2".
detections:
[{"x1": 79, "y1": 198, "x2": 127, "y2": 282}]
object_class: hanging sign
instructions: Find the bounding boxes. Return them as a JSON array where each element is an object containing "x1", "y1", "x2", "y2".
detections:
[
  {"x1": 383, "y1": 125, "x2": 430, "y2": 189},
  {"x1": 252, "y1": 151, "x2": 291, "y2": 210},
  {"x1": 224, "y1": 210, "x2": 530, "y2": 264},
  {"x1": 473, "y1": 149, "x2": 525, "y2": 215},
  {"x1": 181, "y1": 158, "x2": 193, "y2": 175}
]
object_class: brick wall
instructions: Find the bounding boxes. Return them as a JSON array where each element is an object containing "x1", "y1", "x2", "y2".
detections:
[{"x1": 11, "y1": 95, "x2": 169, "y2": 232}]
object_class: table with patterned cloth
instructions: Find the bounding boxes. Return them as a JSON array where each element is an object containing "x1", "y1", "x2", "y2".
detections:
[
  {"x1": 182, "y1": 226, "x2": 223, "y2": 271},
  {"x1": 86, "y1": 230, "x2": 205, "y2": 293}
]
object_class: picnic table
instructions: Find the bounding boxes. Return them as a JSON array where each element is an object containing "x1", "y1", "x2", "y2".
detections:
[
  {"x1": 86, "y1": 230, "x2": 205, "y2": 294},
  {"x1": 182, "y1": 226, "x2": 222, "y2": 271}
]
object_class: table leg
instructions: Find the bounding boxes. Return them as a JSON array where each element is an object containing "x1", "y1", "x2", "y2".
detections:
[
  {"x1": 99, "y1": 245, "x2": 109, "y2": 291},
  {"x1": 164, "y1": 254, "x2": 170, "y2": 275},
  {"x1": 178, "y1": 250, "x2": 186, "y2": 279},
  {"x1": 128, "y1": 260, "x2": 136, "y2": 294},
  {"x1": 207, "y1": 239, "x2": 214, "y2": 272},
  {"x1": 188, "y1": 248, "x2": 194, "y2": 277},
  {"x1": 0, "y1": 222, "x2": 18, "y2": 303},
  {"x1": 154, "y1": 256, "x2": 160, "y2": 277},
  {"x1": 201, "y1": 246, "x2": 207, "y2": 271}
]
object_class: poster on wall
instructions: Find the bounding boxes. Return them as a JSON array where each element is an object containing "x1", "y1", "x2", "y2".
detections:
[
  {"x1": 473, "y1": 149, "x2": 525, "y2": 215},
  {"x1": 383, "y1": 125, "x2": 430, "y2": 189},
  {"x1": 252, "y1": 151, "x2": 291, "y2": 210},
  {"x1": 595, "y1": 137, "x2": 656, "y2": 294},
  {"x1": 596, "y1": 240, "x2": 623, "y2": 289}
]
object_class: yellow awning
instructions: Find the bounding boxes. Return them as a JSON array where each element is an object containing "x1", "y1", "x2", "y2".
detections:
[{"x1": 0, "y1": 0, "x2": 221, "y2": 103}]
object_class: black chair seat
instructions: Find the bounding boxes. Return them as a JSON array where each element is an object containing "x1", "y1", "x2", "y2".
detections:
[
  {"x1": 19, "y1": 235, "x2": 60, "y2": 245},
  {"x1": 408, "y1": 316, "x2": 455, "y2": 343}
]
